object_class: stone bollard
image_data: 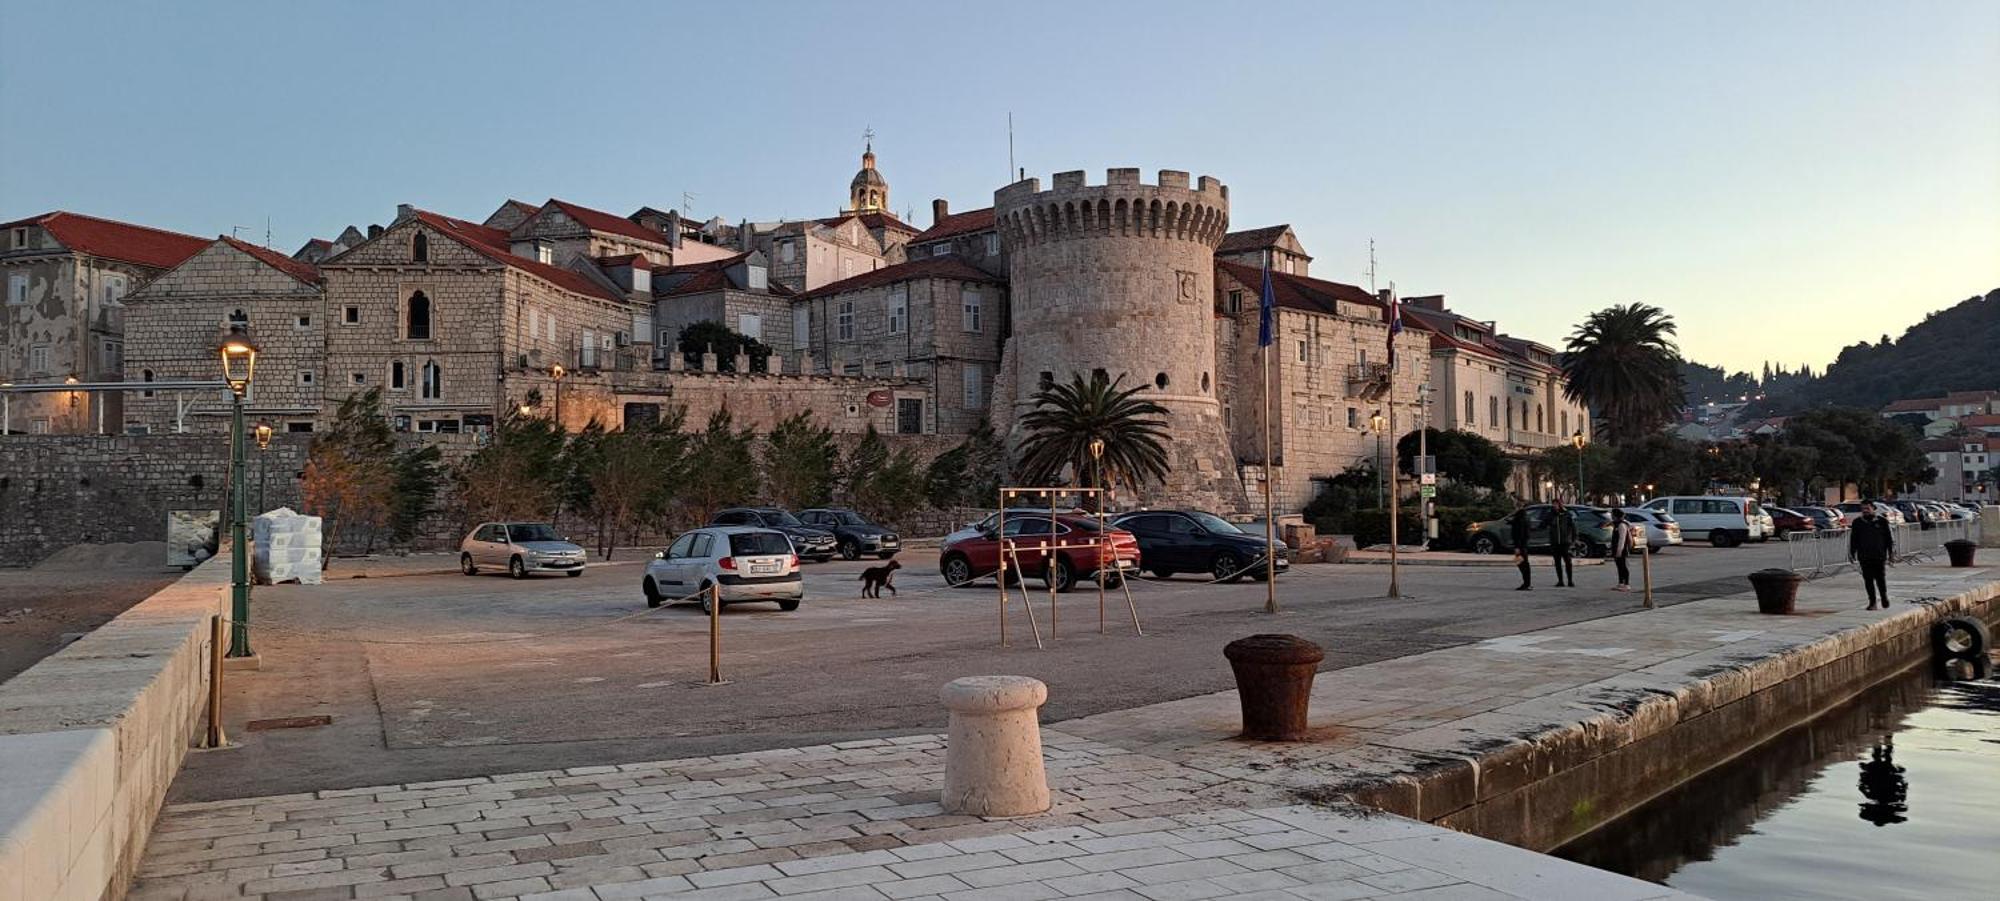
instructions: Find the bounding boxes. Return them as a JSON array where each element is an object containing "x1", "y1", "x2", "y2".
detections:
[
  {"x1": 1223, "y1": 635, "x2": 1324, "y2": 741},
  {"x1": 940, "y1": 676, "x2": 1050, "y2": 817}
]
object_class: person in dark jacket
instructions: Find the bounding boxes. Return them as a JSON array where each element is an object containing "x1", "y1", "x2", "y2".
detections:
[
  {"x1": 1848, "y1": 502, "x2": 1896, "y2": 609},
  {"x1": 1508, "y1": 504, "x2": 1533, "y2": 591},
  {"x1": 1548, "y1": 498, "x2": 1576, "y2": 587}
]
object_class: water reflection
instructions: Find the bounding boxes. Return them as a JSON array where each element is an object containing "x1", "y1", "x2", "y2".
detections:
[
  {"x1": 1556, "y1": 657, "x2": 1999, "y2": 900},
  {"x1": 1855, "y1": 737, "x2": 1907, "y2": 827}
]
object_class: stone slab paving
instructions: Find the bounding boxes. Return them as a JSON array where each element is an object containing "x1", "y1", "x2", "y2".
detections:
[{"x1": 129, "y1": 731, "x2": 1689, "y2": 901}]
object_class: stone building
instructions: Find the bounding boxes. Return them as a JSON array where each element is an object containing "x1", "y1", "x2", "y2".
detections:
[
  {"x1": 650, "y1": 251, "x2": 799, "y2": 361},
  {"x1": 994, "y1": 168, "x2": 1239, "y2": 509},
  {"x1": 122, "y1": 237, "x2": 326, "y2": 434},
  {"x1": 1213, "y1": 261, "x2": 1431, "y2": 511},
  {"x1": 1217, "y1": 225, "x2": 1312, "y2": 276},
  {"x1": 792, "y1": 256, "x2": 1007, "y2": 435},
  {"x1": 2, "y1": 212, "x2": 207, "y2": 433},
  {"x1": 906, "y1": 201, "x2": 1004, "y2": 277},
  {"x1": 748, "y1": 147, "x2": 919, "y2": 292}
]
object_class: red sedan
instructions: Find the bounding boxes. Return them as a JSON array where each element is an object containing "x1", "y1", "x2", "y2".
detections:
[
  {"x1": 1765, "y1": 506, "x2": 1817, "y2": 538},
  {"x1": 939, "y1": 513, "x2": 1141, "y2": 592}
]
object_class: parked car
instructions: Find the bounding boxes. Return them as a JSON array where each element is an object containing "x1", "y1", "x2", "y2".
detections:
[
  {"x1": 1793, "y1": 506, "x2": 1843, "y2": 531},
  {"x1": 709, "y1": 507, "x2": 838, "y2": 561},
  {"x1": 939, "y1": 512, "x2": 1141, "y2": 592},
  {"x1": 1111, "y1": 509, "x2": 1288, "y2": 582},
  {"x1": 1833, "y1": 502, "x2": 1904, "y2": 526},
  {"x1": 1465, "y1": 505, "x2": 1613, "y2": 557},
  {"x1": 460, "y1": 522, "x2": 586, "y2": 578},
  {"x1": 1764, "y1": 507, "x2": 1817, "y2": 538},
  {"x1": 797, "y1": 508, "x2": 901, "y2": 560},
  {"x1": 1616, "y1": 508, "x2": 1682, "y2": 552},
  {"x1": 942, "y1": 507, "x2": 1089, "y2": 547},
  {"x1": 643, "y1": 526, "x2": 801, "y2": 612},
  {"x1": 1640, "y1": 496, "x2": 1767, "y2": 547}
]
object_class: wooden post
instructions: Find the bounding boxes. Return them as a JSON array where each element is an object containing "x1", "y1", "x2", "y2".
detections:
[{"x1": 202, "y1": 615, "x2": 226, "y2": 749}]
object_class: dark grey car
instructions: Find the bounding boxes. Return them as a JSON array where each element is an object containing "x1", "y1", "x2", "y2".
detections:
[{"x1": 798, "y1": 508, "x2": 900, "y2": 560}]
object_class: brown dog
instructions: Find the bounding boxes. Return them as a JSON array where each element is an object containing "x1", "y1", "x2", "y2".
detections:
[{"x1": 859, "y1": 559, "x2": 900, "y2": 598}]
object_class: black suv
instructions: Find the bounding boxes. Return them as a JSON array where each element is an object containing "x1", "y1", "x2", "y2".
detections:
[
  {"x1": 709, "y1": 507, "x2": 838, "y2": 562},
  {"x1": 798, "y1": 508, "x2": 901, "y2": 560},
  {"x1": 1110, "y1": 509, "x2": 1288, "y2": 582}
]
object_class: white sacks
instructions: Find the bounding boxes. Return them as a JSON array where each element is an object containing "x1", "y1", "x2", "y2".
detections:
[{"x1": 253, "y1": 507, "x2": 324, "y2": 585}]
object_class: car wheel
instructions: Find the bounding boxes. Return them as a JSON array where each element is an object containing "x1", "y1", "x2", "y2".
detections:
[
  {"x1": 1044, "y1": 556, "x2": 1074, "y2": 593},
  {"x1": 699, "y1": 584, "x2": 716, "y2": 615},
  {"x1": 778, "y1": 598, "x2": 801, "y2": 612},
  {"x1": 1212, "y1": 551, "x2": 1244, "y2": 583},
  {"x1": 1709, "y1": 530, "x2": 1734, "y2": 548},
  {"x1": 1471, "y1": 535, "x2": 1498, "y2": 555},
  {"x1": 942, "y1": 555, "x2": 974, "y2": 587},
  {"x1": 565, "y1": 569, "x2": 582, "y2": 577},
  {"x1": 644, "y1": 577, "x2": 663, "y2": 608},
  {"x1": 1570, "y1": 537, "x2": 1595, "y2": 559},
  {"x1": 1098, "y1": 571, "x2": 1125, "y2": 590},
  {"x1": 1149, "y1": 568, "x2": 1175, "y2": 579},
  {"x1": 460, "y1": 553, "x2": 478, "y2": 576},
  {"x1": 509, "y1": 556, "x2": 527, "y2": 579},
  {"x1": 839, "y1": 540, "x2": 860, "y2": 561}
]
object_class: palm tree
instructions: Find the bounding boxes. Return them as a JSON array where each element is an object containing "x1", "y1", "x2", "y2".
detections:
[
  {"x1": 1561, "y1": 303, "x2": 1686, "y2": 443},
  {"x1": 1016, "y1": 372, "x2": 1172, "y2": 492}
]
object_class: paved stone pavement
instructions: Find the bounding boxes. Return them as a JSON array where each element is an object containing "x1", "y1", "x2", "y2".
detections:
[{"x1": 131, "y1": 731, "x2": 1691, "y2": 901}]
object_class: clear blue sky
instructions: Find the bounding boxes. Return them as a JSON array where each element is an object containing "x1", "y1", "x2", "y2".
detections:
[{"x1": 5, "y1": 1, "x2": 1995, "y2": 374}]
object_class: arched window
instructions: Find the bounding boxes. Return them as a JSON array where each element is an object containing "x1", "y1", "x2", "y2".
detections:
[
  {"x1": 1536, "y1": 404, "x2": 1544, "y2": 433},
  {"x1": 411, "y1": 231, "x2": 428, "y2": 263},
  {"x1": 406, "y1": 291, "x2": 431, "y2": 340},
  {"x1": 420, "y1": 361, "x2": 442, "y2": 399}
]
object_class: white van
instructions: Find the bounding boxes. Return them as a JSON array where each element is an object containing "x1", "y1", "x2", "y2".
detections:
[{"x1": 1641, "y1": 496, "x2": 1767, "y2": 547}]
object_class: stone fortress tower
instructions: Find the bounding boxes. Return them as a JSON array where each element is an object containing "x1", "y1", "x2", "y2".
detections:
[{"x1": 994, "y1": 168, "x2": 1244, "y2": 511}]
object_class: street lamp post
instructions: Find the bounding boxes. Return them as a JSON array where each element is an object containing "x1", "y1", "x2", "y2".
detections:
[
  {"x1": 219, "y1": 326, "x2": 260, "y2": 658},
  {"x1": 549, "y1": 364, "x2": 567, "y2": 431},
  {"x1": 1570, "y1": 429, "x2": 1587, "y2": 504},
  {"x1": 1370, "y1": 410, "x2": 1387, "y2": 508},
  {"x1": 254, "y1": 422, "x2": 273, "y2": 515}
]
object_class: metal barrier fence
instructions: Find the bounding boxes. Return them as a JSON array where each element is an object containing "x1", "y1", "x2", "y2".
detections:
[{"x1": 1785, "y1": 518, "x2": 1981, "y2": 579}]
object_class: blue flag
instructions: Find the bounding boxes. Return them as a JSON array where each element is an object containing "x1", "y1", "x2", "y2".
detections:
[
  {"x1": 1386, "y1": 286, "x2": 1403, "y2": 366},
  {"x1": 1258, "y1": 259, "x2": 1277, "y2": 348}
]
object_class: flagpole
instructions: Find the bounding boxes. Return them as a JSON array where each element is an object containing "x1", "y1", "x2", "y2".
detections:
[
  {"x1": 1260, "y1": 254, "x2": 1277, "y2": 614},
  {"x1": 1386, "y1": 285, "x2": 1401, "y2": 599}
]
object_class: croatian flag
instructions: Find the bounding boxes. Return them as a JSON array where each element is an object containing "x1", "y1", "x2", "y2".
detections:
[
  {"x1": 1386, "y1": 285, "x2": 1403, "y2": 366},
  {"x1": 1258, "y1": 257, "x2": 1277, "y2": 348}
]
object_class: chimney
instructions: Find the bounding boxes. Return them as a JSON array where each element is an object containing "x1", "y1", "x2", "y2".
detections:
[
  {"x1": 395, "y1": 203, "x2": 415, "y2": 223},
  {"x1": 931, "y1": 199, "x2": 950, "y2": 226},
  {"x1": 367, "y1": 224, "x2": 383, "y2": 239}
]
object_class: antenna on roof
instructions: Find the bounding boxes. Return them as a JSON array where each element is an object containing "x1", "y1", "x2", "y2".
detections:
[
  {"x1": 681, "y1": 191, "x2": 698, "y2": 219},
  {"x1": 1367, "y1": 239, "x2": 1377, "y2": 294},
  {"x1": 1008, "y1": 112, "x2": 1015, "y2": 183},
  {"x1": 265, "y1": 217, "x2": 272, "y2": 249},
  {"x1": 230, "y1": 225, "x2": 249, "y2": 240}
]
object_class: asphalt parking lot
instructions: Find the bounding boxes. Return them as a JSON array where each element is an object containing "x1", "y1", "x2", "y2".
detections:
[{"x1": 177, "y1": 539, "x2": 1808, "y2": 800}]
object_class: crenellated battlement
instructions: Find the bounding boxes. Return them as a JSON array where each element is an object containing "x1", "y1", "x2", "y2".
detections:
[{"x1": 994, "y1": 167, "x2": 1229, "y2": 249}]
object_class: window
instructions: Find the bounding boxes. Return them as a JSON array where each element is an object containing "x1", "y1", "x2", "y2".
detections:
[
  {"x1": 843, "y1": 362, "x2": 862, "y2": 376},
  {"x1": 390, "y1": 360, "x2": 406, "y2": 390},
  {"x1": 1489, "y1": 396, "x2": 1499, "y2": 428},
  {"x1": 984, "y1": 233, "x2": 1000, "y2": 256},
  {"x1": 779, "y1": 241, "x2": 796, "y2": 263},
  {"x1": 141, "y1": 369, "x2": 155, "y2": 398},
  {"x1": 963, "y1": 362, "x2": 985, "y2": 408},
  {"x1": 1154, "y1": 372, "x2": 1169, "y2": 390},
  {"x1": 962, "y1": 287, "x2": 982, "y2": 333},
  {"x1": 1227, "y1": 290, "x2": 1242, "y2": 314},
  {"x1": 793, "y1": 306, "x2": 810, "y2": 348},
  {"x1": 100, "y1": 340, "x2": 121, "y2": 372},
  {"x1": 7, "y1": 273, "x2": 25, "y2": 304},
  {"x1": 351, "y1": 372, "x2": 366, "y2": 385},
  {"x1": 1560, "y1": 410, "x2": 1569, "y2": 435},
  {"x1": 28, "y1": 345, "x2": 49, "y2": 372},
  {"x1": 897, "y1": 397, "x2": 923, "y2": 434},
  {"x1": 295, "y1": 314, "x2": 311, "y2": 330},
  {"x1": 931, "y1": 243, "x2": 951, "y2": 257},
  {"x1": 10, "y1": 228, "x2": 24, "y2": 248},
  {"x1": 298, "y1": 370, "x2": 314, "y2": 386},
  {"x1": 738, "y1": 313, "x2": 762, "y2": 341},
  {"x1": 887, "y1": 286, "x2": 907, "y2": 335},
  {"x1": 343, "y1": 305, "x2": 359, "y2": 325},
  {"x1": 1347, "y1": 407, "x2": 1359, "y2": 429},
  {"x1": 1296, "y1": 339, "x2": 1307, "y2": 363},
  {"x1": 420, "y1": 361, "x2": 441, "y2": 399},
  {"x1": 876, "y1": 361, "x2": 894, "y2": 376},
  {"x1": 411, "y1": 231, "x2": 428, "y2": 263},
  {"x1": 1464, "y1": 391, "x2": 1475, "y2": 425},
  {"x1": 535, "y1": 244, "x2": 553, "y2": 264},
  {"x1": 406, "y1": 291, "x2": 431, "y2": 340},
  {"x1": 103, "y1": 276, "x2": 125, "y2": 304},
  {"x1": 581, "y1": 330, "x2": 597, "y2": 367},
  {"x1": 1038, "y1": 371, "x2": 1054, "y2": 391},
  {"x1": 1536, "y1": 405, "x2": 1544, "y2": 433},
  {"x1": 837, "y1": 300, "x2": 855, "y2": 341}
]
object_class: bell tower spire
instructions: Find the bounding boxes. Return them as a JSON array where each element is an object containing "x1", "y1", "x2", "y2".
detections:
[{"x1": 848, "y1": 128, "x2": 888, "y2": 213}]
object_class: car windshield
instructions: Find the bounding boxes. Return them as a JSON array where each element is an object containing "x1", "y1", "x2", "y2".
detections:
[
  {"x1": 1188, "y1": 512, "x2": 1243, "y2": 534},
  {"x1": 834, "y1": 511, "x2": 868, "y2": 525},
  {"x1": 730, "y1": 532, "x2": 794, "y2": 556},
  {"x1": 763, "y1": 510, "x2": 804, "y2": 527},
  {"x1": 507, "y1": 524, "x2": 561, "y2": 543}
]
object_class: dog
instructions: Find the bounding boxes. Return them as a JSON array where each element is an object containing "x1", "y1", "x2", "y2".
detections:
[{"x1": 859, "y1": 559, "x2": 901, "y2": 598}]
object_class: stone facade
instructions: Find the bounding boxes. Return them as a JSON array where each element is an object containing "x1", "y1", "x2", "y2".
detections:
[
  {"x1": 122, "y1": 238, "x2": 325, "y2": 434},
  {"x1": 754, "y1": 216, "x2": 902, "y2": 293},
  {"x1": 0, "y1": 434, "x2": 307, "y2": 566},
  {"x1": 996, "y1": 168, "x2": 1239, "y2": 510}
]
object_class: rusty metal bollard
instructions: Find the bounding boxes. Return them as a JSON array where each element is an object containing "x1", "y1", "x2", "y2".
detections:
[{"x1": 1223, "y1": 634, "x2": 1324, "y2": 741}]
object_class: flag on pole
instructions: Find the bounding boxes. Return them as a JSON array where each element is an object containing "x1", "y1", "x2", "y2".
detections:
[
  {"x1": 1385, "y1": 283, "x2": 1403, "y2": 366},
  {"x1": 1258, "y1": 256, "x2": 1277, "y2": 348}
]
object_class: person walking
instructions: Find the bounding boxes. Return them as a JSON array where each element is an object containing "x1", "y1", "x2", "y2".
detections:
[
  {"x1": 1549, "y1": 498, "x2": 1576, "y2": 587},
  {"x1": 1509, "y1": 503, "x2": 1533, "y2": 591},
  {"x1": 1609, "y1": 508, "x2": 1634, "y2": 592},
  {"x1": 1849, "y1": 502, "x2": 1895, "y2": 610}
]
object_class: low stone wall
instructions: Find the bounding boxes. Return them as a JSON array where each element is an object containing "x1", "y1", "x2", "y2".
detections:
[
  {"x1": 0, "y1": 553, "x2": 228, "y2": 901},
  {"x1": 0, "y1": 435, "x2": 307, "y2": 567},
  {"x1": 1348, "y1": 581, "x2": 2000, "y2": 852}
]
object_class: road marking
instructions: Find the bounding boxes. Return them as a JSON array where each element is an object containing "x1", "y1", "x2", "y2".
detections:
[
  {"x1": 1475, "y1": 635, "x2": 1633, "y2": 658},
  {"x1": 636, "y1": 681, "x2": 676, "y2": 689}
]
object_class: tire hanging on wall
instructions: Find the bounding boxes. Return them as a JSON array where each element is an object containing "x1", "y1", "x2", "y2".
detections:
[{"x1": 1931, "y1": 616, "x2": 1990, "y2": 663}]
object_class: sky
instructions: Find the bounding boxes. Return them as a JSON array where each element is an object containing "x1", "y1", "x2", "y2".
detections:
[{"x1": 3, "y1": 0, "x2": 1995, "y2": 374}]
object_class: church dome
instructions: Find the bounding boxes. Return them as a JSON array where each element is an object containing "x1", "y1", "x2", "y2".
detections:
[
  {"x1": 851, "y1": 165, "x2": 887, "y2": 189},
  {"x1": 848, "y1": 145, "x2": 888, "y2": 212}
]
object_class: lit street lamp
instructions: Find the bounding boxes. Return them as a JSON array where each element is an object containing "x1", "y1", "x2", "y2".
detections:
[
  {"x1": 254, "y1": 422, "x2": 273, "y2": 515},
  {"x1": 549, "y1": 364, "x2": 567, "y2": 431},
  {"x1": 1370, "y1": 410, "x2": 1387, "y2": 508},
  {"x1": 219, "y1": 325, "x2": 260, "y2": 658},
  {"x1": 1570, "y1": 429, "x2": 1587, "y2": 504}
]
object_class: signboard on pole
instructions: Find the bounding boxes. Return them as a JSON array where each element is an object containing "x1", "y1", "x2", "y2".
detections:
[
  {"x1": 1420, "y1": 473, "x2": 1437, "y2": 486},
  {"x1": 1419, "y1": 485, "x2": 1436, "y2": 499}
]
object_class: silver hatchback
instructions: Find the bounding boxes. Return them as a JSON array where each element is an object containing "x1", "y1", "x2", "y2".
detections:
[
  {"x1": 643, "y1": 526, "x2": 803, "y2": 613},
  {"x1": 460, "y1": 522, "x2": 587, "y2": 578}
]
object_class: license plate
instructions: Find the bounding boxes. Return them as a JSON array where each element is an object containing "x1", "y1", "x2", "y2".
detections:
[{"x1": 750, "y1": 563, "x2": 780, "y2": 575}]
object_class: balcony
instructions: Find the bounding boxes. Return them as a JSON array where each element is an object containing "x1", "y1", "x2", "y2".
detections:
[{"x1": 1345, "y1": 362, "x2": 1390, "y2": 400}]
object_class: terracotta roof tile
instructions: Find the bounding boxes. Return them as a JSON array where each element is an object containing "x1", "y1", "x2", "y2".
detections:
[
  {"x1": 816, "y1": 211, "x2": 921, "y2": 235},
  {"x1": 1217, "y1": 225, "x2": 1292, "y2": 255},
  {"x1": 218, "y1": 236, "x2": 321, "y2": 285},
  {"x1": 796, "y1": 256, "x2": 1002, "y2": 300},
  {"x1": 539, "y1": 199, "x2": 666, "y2": 246},
  {"x1": 1215, "y1": 260, "x2": 1378, "y2": 316},
  {"x1": 0, "y1": 211, "x2": 208, "y2": 269},
  {"x1": 909, "y1": 208, "x2": 995, "y2": 245},
  {"x1": 408, "y1": 210, "x2": 624, "y2": 303}
]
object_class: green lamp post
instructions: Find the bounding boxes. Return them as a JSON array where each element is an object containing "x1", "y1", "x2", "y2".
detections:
[{"x1": 219, "y1": 325, "x2": 260, "y2": 658}]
